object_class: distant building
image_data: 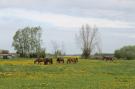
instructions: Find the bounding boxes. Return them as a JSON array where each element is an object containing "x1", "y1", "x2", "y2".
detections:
[
  {"x1": 0, "y1": 49, "x2": 16, "y2": 59},
  {"x1": 93, "y1": 53, "x2": 114, "y2": 59}
]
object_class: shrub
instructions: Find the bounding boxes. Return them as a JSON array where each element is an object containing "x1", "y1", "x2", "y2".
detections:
[{"x1": 115, "y1": 45, "x2": 135, "y2": 60}]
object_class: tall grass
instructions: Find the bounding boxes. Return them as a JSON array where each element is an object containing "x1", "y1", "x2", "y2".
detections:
[{"x1": 0, "y1": 59, "x2": 135, "y2": 89}]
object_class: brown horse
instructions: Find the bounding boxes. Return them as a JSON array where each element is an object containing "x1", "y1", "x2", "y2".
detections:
[
  {"x1": 57, "y1": 57, "x2": 64, "y2": 64},
  {"x1": 67, "y1": 57, "x2": 78, "y2": 64},
  {"x1": 102, "y1": 56, "x2": 113, "y2": 61},
  {"x1": 34, "y1": 58, "x2": 44, "y2": 64},
  {"x1": 44, "y1": 58, "x2": 53, "y2": 65},
  {"x1": 34, "y1": 57, "x2": 53, "y2": 65}
]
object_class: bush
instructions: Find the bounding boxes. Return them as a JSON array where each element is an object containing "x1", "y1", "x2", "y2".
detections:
[{"x1": 115, "y1": 45, "x2": 135, "y2": 60}]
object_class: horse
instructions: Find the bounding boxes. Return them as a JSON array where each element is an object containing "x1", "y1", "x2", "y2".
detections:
[
  {"x1": 44, "y1": 58, "x2": 53, "y2": 65},
  {"x1": 102, "y1": 56, "x2": 113, "y2": 61},
  {"x1": 71, "y1": 58, "x2": 78, "y2": 63},
  {"x1": 34, "y1": 58, "x2": 44, "y2": 64},
  {"x1": 67, "y1": 57, "x2": 78, "y2": 64},
  {"x1": 57, "y1": 57, "x2": 64, "y2": 64}
]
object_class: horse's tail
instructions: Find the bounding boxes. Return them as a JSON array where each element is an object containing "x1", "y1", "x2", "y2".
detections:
[
  {"x1": 63, "y1": 59, "x2": 64, "y2": 63},
  {"x1": 76, "y1": 58, "x2": 78, "y2": 62}
]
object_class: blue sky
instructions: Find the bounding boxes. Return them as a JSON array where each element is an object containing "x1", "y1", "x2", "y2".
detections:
[{"x1": 0, "y1": 0, "x2": 135, "y2": 54}]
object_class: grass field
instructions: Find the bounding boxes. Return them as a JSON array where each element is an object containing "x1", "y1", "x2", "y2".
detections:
[{"x1": 0, "y1": 58, "x2": 135, "y2": 89}]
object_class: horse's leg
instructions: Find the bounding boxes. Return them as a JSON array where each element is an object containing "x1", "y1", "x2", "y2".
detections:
[
  {"x1": 111, "y1": 58, "x2": 113, "y2": 62},
  {"x1": 34, "y1": 61, "x2": 36, "y2": 64},
  {"x1": 76, "y1": 59, "x2": 78, "y2": 62},
  {"x1": 45, "y1": 62, "x2": 48, "y2": 65},
  {"x1": 51, "y1": 60, "x2": 53, "y2": 64},
  {"x1": 44, "y1": 61, "x2": 46, "y2": 65},
  {"x1": 105, "y1": 58, "x2": 108, "y2": 61},
  {"x1": 74, "y1": 60, "x2": 76, "y2": 64},
  {"x1": 67, "y1": 60, "x2": 69, "y2": 64},
  {"x1": 74, "y1": 58, "x2": 76, "y2": 63}
]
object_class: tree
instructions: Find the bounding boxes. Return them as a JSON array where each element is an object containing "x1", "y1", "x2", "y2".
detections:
[
  {"x1": 76, "y1": 24, "x2": 101, "y2": 59},
  {"x1": 51, "y1": 41, "x2": 60, "y2": 58},
  {"x1": 61, "y1": 42, "x2": 66, "y2": 56},
  {"x1": 51, "y1": 41, "x2": 65, "y2": 58},
  {"x1": 37, "y1": 48, "x2": 46, "y2": 58},
  {"x1": 12, "y1": 26, "x2": 43, "y2": 57},
  {"x1": 115, "y1": 45, "x2": 135, "y2": 60}
]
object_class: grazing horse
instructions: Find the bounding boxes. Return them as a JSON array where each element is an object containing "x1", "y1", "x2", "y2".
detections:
[
  {"x1": 67, "y1": 57, "x2": 78, "y2": 64},
  {"x1": 44, "y1": 58, "x2": 53, "y2": 65},
  {"x1": 102, "y1": 56, "x2": 113, "y2": 61},
  {"x1": 34, "y1": 58, "x2": 44, "y2": 64},
  {"x1": 57, "y1": 57, "x2": 64, "y2": 64}
]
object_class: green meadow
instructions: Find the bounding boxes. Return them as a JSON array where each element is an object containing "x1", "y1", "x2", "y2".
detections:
[{"x1": 0, "y1": 59, "x2": 135, "y2": 89}]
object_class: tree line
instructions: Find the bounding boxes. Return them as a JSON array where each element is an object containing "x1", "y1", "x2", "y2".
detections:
[
  {"x1": 13, "y1": 25, "x2": 135, "y2": 60},
  {"x1": 12, "y1": 24, "x2": 101, "y2": 58}
]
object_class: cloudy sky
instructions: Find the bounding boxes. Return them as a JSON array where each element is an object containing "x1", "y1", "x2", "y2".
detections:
[{"x1": 0, "y1": 0, "x2": 135, "y2": 54}]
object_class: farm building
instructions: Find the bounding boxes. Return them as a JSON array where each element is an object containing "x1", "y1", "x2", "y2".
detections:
[
  {"x1": 93, "y1": 53, "x2": 114, "y2": 59},
  {"x1": 0, "y1": 49, "x2": 16, "y2": 59}
]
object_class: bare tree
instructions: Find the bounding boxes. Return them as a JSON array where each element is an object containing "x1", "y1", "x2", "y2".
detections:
[
  {"x1": 51, "y1": 41, "x2": 59, "y2": 54},
  {"x1": 76, "y1": 24, "x2": 101, "y2": 59},
  {"x1": 51, "y1": 41, "x2": 66, "y2": 58},
  {"x1": 61, "y1": 41, "x2": 66, "y2": 56},
  {"x1": 51, "y1": 41, "x2": 61, "y2": 58}
]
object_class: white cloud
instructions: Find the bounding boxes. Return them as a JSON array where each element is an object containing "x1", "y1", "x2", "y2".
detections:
[
  {"x1": 0, "y1": 0, "x2": 135, "y2": 23},
  {"x1": 0, "y1": 8, "x2": 134, "y2": 28}
]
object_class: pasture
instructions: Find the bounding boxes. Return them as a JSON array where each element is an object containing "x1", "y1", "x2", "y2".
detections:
[{"x1": 0, "y1": 58, "x2": 135, "y2": 89}]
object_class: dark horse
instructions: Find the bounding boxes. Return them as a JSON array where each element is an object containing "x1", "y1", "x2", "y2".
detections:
[
  {"x1": 34, "y1": 58, "x2": 44, "y2": 64},
  {"x1": 34, "y1": 57, "x2": 53, "y2": 65},
  {"x1": 44, "y1": 58, "x2": 53, "y2": 65},
  {"x1": 67, "y1": 57, "x2": 78, "y2": 64},
  {"x1": 57, "y1": 57, "x2": 64, "y2": 64},
  {"x1": 102, "y1": 56, "x2": 113, "y2": 61}
]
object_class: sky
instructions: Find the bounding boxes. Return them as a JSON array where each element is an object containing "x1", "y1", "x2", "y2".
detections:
[{"x1": 0, "y1": 0, "x2": 135, "y2": 54}]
